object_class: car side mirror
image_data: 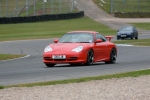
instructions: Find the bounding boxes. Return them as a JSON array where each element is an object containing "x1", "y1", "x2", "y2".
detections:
[
  {"x1": 95, "y1": 39, "x2": 103, "y2": 43},
  {"x1": 54, "y1": 39, "x2": 59, "y2": 43}
]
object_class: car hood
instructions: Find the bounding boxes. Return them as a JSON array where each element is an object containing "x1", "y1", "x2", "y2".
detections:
[
  {"x1": 118, "y1": 31, "x2": 132, "y2": 34},
  {"x1": 49, "y1": 43, "x2": 92, "y2": 51}
]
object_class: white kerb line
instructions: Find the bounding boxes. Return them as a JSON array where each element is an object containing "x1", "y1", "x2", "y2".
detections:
[{"x1": 101, "y1": 0, "x2": 106, "y2": 3}]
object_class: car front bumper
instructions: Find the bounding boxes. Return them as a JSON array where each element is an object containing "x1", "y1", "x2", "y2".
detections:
[
  {"x1": 117, "y1": 34, "x2": 132, "y2": 39},
  {"x1": 43, "y1": 51, "x2": 87, "y2": 64}
]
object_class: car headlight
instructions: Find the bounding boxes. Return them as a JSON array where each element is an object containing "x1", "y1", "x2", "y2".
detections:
[
  {"x1": 44, "y1": 46, "x2": 53, "y2": 52},
  {"x1": 72, "y1": 46, "x2": 83, "y2": 52}
]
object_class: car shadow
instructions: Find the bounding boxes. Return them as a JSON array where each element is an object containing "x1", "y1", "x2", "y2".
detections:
[{"x1": 45, "y1": 62, "x2": 111, "y2": 68}]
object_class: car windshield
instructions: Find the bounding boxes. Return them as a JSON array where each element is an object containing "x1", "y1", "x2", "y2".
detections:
[
  {"x1": 119, "y1": 26, "x2": 132, "y2": 31},
  {"x1": 58, "y1": 33, "x2": 94, "y2": 43}
]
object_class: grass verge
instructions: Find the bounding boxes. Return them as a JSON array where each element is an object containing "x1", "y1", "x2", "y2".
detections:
[
  {"x1": 0, "y1": 17, "x2": 150, "y2": 42},
  {"x1": 130, "y1": 23, "x2": 150, "y2": 30},
  {"x1": 0, "y1": 86, "x2": 4, "y2": 89},
  {"x1": 113, "y1": 38, "x2": 150, "y2": 46},
  {"x1": 0, "y1": 54, "x2": 26, "y2": 61},
  {"x1": 0, "y1": 68, "x2": 149, "y2": 89},
  {"x1": 0, "y1": 17, "x2": 116, "y2": 42},
  {"x1": 92, "y1": 0, "x2": 150, "y2": 14}
]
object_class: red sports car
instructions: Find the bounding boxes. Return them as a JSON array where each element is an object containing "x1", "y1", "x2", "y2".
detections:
[{"x1": 43, "y1": 31, "x2": 117, "y2": 67}]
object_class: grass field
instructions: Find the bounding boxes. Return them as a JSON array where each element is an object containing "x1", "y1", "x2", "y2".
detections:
[
  {"x1": 0, "y1": 17, "x2": 116, "y2": 41},
  {"x1": 92, "y1": 0, "x2": 150, "y2": 13},
  {"x1": 130, "y1": 23, "x2": 150, "y2": 30}
]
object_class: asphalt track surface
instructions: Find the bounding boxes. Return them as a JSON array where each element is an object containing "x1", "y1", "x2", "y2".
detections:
[
  {"x1": 1, "y1": 0, "x2": 150, "y2": 86},
  {"x1": 0, "y1": 34, "x2": 150, "y2": 86}
]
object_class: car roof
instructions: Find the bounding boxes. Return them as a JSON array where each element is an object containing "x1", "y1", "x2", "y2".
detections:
[{"x1": 67, "y1": 31, "x2": 99, "y2": 34}]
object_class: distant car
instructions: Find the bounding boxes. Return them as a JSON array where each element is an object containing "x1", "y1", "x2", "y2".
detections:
[
  {"x1": 43, "y1": 31, "x2": 117, "y2": 67},
  {"x1": 117, "y1": 26, "x2": 138, "y2": 40}
]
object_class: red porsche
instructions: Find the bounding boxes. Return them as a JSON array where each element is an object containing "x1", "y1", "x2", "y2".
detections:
[{"x1": 43, "y1": 31, "x2": 117, "y2": 67}]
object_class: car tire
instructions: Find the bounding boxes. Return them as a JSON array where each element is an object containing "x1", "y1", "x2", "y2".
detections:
[
  {"x1": 135, "y1": 36, "x2": 138, "y2": 39},
  {"x1": 131, "y1": 35, "x2": 133, "y2": 39},
  {"x1": 85, "y1": 50, "x2": 94, "y2": 65},
  {"x1": 105, "y1": 48, "x2": 117, "y2": 64},
  {"x1": 45, "y1": 64, "x2": 55, "y2": 67}
]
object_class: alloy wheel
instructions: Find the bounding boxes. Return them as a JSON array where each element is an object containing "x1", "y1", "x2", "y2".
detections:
[
  {"x1": 110, "y1": 49, "x2": 117, "y2": 63},
  {"x1": 86, "y1": 50, "x2": 94, "y2": 65}
]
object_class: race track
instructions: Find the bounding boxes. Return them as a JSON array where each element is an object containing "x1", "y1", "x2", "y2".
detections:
[{"x1": 0, "y1": 35, "x2": 150, "y2": 86}]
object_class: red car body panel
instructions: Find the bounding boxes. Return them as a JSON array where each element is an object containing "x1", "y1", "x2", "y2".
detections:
[{"x1": 43, "y1": 31, "x2": 117, "y2": 65}]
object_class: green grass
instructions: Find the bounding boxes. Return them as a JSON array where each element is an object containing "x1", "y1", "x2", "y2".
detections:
[
  {"x1": 0, "y1": 54, "x2": 25, "y2": 61},
  {"x1": 0, "y1": 86, "x2": 4, "y2": 89},
  {"x1": 92, "y1": 0, "x2": 150, "y2": 13},
  {"x1": 113, "y1": 38, "x2": 150, "y2": 46},
  {"x1": 0, "y1": 17, "x2": 116, "y2": 41},
  {"x1": 1, "y1": 68, "x2": 149, "y2": 89},
  {"x1": 130, "y1": 23, "x2": 150, "y2": 30}
]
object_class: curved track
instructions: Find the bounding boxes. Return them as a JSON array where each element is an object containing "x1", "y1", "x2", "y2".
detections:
[
  {"x1": 0, "y1": 36, "x2": 150, "y2": 86},
  {"x1": 0, "y1": 0, "x2": 150, "y2": 86}
]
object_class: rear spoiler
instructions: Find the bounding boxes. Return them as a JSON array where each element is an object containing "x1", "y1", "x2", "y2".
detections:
[{"x1": 105, "y1": 36, "x2": 114, "y2": 41}]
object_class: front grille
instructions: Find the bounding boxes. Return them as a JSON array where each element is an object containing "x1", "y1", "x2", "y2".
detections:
[
  {"x1": 44, "y1": 57, "x2": 78, "y2": 61},
  {"x1": 44, "y1": 57, "x2": 53, "y2": 61},
  {"x1": 54, "y1": 59, "x2": 66, "y2": 61},
  {"x1": 67, "y1": 57, "x2": 78, "y2": 61}
]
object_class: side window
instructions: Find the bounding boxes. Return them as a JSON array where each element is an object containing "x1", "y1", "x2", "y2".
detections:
[
  {"x1": 96, "y1": 33, "x2": 107, "y2": 42},
  {"x1": 101, "y1": 35, "x2": 107, "y2": 42},
  {"x1": 96, "y1": 34, "x2": 100, "y2": 40}
]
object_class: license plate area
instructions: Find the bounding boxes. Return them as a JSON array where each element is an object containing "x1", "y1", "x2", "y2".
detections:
[
  {"x1": 52, "y1": 55, "x2": 66, "y2": 59},
  {"x1": 121, "y1": 35, "x2": 126, "y2": 37}
]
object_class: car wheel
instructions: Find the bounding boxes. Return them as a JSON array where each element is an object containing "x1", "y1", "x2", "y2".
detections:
[
  {"x1": 135, "y1": 36, "x2": 138, "y2": 39},
  {"x1": 117, "y1": 37, "x2": 119, "y2": 40},
  {"x1": 105, "y1": 48, "x2": 117, "y2": 64},
  {"x1": 85, "y1": 50, "x2": 94, "y2": 65},
  {"x1": 131, "y1": 35, "x2": 133, "y2": 39},
  {"x1": 45, "y1": 64, "x2": 55, "y2": 67}
]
